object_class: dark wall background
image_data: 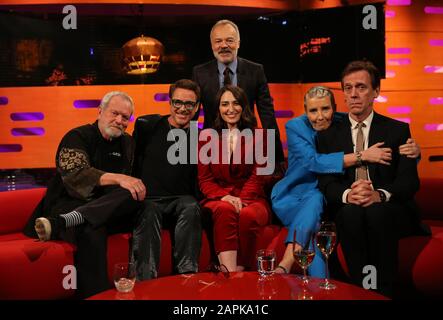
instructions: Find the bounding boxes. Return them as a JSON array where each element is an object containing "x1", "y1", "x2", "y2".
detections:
[{"x1": 0, "y1": 3, "x2": 385, "y2": 87}]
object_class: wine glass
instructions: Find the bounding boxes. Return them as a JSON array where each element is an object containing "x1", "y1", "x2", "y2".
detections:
[
  {"x1": 315, "y1": 221, "x2": 337, "y2": 290},
  {"x1": 293, "y1": 229, "x2": 316, "y2": 284}
]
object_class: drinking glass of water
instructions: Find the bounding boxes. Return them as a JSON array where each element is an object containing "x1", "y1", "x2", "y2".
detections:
[
  {"x1": 256, "y1": 249, "x2": 276, "y2": 277},
  {"x1": 315, "y1": 221, "x2": 337, "y2": 290},
  {"x1": 113, "y1": 262, "x2": 136, "y2": 293}
]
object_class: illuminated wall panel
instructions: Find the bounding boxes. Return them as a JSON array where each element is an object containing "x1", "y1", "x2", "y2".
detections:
[
  {"x1": 0, "y1": 85, "x2": 171, "y2": 168},
  {"x1": 383, "y1": 0, "x2": 443, "y2": 178}
]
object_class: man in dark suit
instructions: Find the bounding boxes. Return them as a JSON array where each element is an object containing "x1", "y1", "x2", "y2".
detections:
[
  {"x1": 192, "y1": 19, "x2": 285, "y2": 166},
  {"x1": 317, "y1": 60, "x2": 422, "y2": 297}
]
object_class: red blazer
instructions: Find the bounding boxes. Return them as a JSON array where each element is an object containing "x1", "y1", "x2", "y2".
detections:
[{"x1": 198, "y1": 129, "x2": 268, "y2": 203}]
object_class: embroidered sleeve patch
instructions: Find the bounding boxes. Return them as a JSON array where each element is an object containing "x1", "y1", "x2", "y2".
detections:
[{"x1": 59, "y1": 147, "x2": 90, "y2": 172}]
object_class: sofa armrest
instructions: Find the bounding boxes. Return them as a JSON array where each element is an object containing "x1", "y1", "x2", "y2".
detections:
[
  {"x1": 0, "y1": 188, "x2": 46, "y2": 235},
  {"x1": 415, "y1": 179, "x2": 443, "y2": 221}
]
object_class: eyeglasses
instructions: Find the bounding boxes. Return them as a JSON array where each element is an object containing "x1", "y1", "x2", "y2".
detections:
[
  {"x1": 207, "y1": 263, "x2": 230, "y2": 278},
  {"x1": 170, "y1": 99, "x2": 197, "y2": 111}
]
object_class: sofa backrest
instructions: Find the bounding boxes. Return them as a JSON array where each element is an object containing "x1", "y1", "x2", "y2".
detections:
[
  {"x1": 0, "y1": 188, "x2": 46, "y2": 235},
  {"x1": 0, "y1": 177, "x2": 441, "y2": 235}
]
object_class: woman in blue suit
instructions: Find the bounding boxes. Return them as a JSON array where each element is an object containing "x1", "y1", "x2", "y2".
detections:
[{"x1": 271, "y1": 86, "x2": 420, "y2": 275}]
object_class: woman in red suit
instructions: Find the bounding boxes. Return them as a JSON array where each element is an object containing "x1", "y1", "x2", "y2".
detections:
[{"x1": 198, "y1": 85, "x2": 272, "y2": 272}]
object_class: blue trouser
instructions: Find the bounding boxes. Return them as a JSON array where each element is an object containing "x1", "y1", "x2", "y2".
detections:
[{"x1": 273, "y1": 189, "x2": 326, "y2": 278}]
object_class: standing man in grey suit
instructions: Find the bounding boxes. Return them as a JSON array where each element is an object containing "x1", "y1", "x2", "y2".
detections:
[{"x1": 192, "y1": 19, "x2": 285, "y2": 168}]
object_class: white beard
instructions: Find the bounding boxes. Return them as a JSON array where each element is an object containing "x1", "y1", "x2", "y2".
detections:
[{"x1": 104, "y1": 126, "x2": 123, "y2": 139}]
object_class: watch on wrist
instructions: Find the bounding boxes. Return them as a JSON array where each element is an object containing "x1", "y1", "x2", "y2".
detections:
[
  {"x1": 355, "y1": 151, "x2": 363, "y2": 167},
  {"x1": 377, "y1": 190, "x2": 386, "y2": 202}
]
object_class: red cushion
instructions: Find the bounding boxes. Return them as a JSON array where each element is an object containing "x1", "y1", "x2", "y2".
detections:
[
  {"x1": 0, "y1": 232, "x2": 29, "y2": 242},
  {"x1": 0, "y1": 188, "x2": 46, "y2": 235},
  {"x1": 398, "y1": 222, "x2": 443, "y2": 296},
  {"x1": 415, "y1": 179, "x2": 443, "y2": 220},
  {"x1": 106, "y1": 233, "x2": 132, "y2": 283},
  {"x1": 256, "y1": 224, "x2": 281, "y2": 252},
  {"x1": 0, "y1": 238, "x2": 75, "y2": 300},
  {"x1": 337, "y1": 220, "x2": 443, "y2": 297}
]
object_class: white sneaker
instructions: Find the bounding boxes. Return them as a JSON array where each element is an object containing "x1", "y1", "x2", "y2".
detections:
[{"x1": 35, "y1": 217, "x2": 52, "y2": 241}]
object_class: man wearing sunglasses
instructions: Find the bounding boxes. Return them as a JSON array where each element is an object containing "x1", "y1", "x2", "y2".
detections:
[{"x1": 131, "y1": 79, "x2": 202, "y2": 281}]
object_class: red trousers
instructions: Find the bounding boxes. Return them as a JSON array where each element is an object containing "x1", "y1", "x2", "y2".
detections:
[{"x1": 203, "y1": 198, "x2": 271, "y2": 270}]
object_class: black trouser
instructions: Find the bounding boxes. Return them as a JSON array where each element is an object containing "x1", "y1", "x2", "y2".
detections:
[
  {"x1": 131, "y1": 195, "x2": 202, "y2": 281},
  {"x1": 56, "y1": 187, "x2": 144, "y2": 299},
  {"x1": 335, "y1": 202, "x2": 415, "y2": 297}
]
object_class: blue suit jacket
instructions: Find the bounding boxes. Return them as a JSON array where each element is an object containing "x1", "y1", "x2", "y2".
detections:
[{"x1": 271, "y1": 114, "x2": 344, "y2": 214}]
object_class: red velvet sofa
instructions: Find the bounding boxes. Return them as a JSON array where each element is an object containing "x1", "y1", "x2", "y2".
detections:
[
  {"x1": 0, "y1": 179, "x2": 442, "y2": 299},
  {"x1": 0, "y1": 187, "x2": 281, "y2": 299}
]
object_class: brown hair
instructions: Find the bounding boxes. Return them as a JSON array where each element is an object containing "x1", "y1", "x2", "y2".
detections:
[
  {"x1": 213, "y1": 85, "x2": 257, "y2": 131},
  {"x1": 341, "y1": 60, "x2": 381, "y2": 90},
  {"x1": 169, "y1": 79, "x2": 201, "y2": 102}
]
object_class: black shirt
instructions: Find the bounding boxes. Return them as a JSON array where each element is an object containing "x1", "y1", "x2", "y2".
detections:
[
  {"x1": 140, "y1": 117, "x2": 197, "y2": 197},
  {"x1": 95, "y1": 134, "x2": 126, "y2": 174}
]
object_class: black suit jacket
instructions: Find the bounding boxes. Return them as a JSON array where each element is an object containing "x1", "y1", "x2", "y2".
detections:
[
  {"x1": 317, "y1": 112, "x2": 422, "y2": 229},
  {"x1": 192, "y1": 57, "x2": 284, "y2": 162}
]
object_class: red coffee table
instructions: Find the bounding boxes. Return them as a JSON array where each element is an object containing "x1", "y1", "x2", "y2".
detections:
[{"x1": 89, "y1": 272, "x2": 388, "y2": 300}]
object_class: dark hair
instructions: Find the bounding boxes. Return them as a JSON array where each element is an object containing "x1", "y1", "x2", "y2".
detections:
[
  {"x1": 341, "y1": 60, "x2": 381, "y2": 90},
  {"x1": 304, "y1": 86, "x2": 336, "y2": 112},
  {"x1": 169, "y1": 79, "x2": 201, "y2": 102},
  {"x1": 213, "y1": 85, "x2": 257, "y2": 131}
]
